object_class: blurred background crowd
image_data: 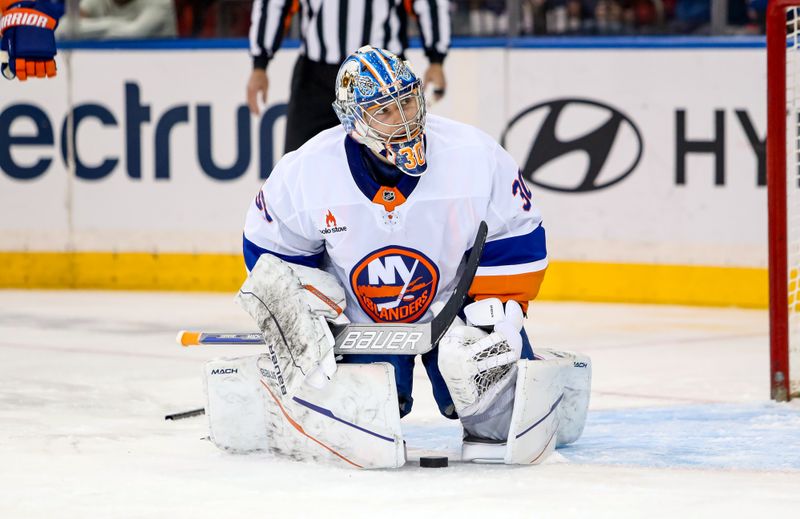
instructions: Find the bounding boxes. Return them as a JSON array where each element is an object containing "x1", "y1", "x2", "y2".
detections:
[{"x1": 55, "y1": 0, "x2": 768, "y2": 41}]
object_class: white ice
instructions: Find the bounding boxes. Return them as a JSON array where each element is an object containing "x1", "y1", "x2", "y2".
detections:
[{"x1": 1, "y1": 290, "x2": 798, "y2": 518}]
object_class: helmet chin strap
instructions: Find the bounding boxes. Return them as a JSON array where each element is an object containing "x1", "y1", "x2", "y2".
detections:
[
  {"x1": 362, "y1": 145, "x2": 405, "y2": 186},
  {"x1": 349, "y1": 118, "x2": 427, "y2": 177},
  {"x1": 379, "y1": 146, "x2": 397, "y2": 165},
  {"x1": 355, "y1": 133, "x2": 397, "y2": 168},
  {"x1": 358, "y1": 137, "x2": 424, "y2": 179}
]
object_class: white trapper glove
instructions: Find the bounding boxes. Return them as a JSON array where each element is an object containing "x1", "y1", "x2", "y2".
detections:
[
  {"x1": 236, "y1": 254, "x2": 348, "y2": 396},
  {"x1": 438, "y1": 298, "x2": 525, "y2": 418},
  {"x1": 464, "y1": 298, "x2": 525, "y2": 369}
]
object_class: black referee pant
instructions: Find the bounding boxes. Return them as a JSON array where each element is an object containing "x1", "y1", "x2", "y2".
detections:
[{"x1": 284, "y1": 56, "x2": 342, "y2": 154}]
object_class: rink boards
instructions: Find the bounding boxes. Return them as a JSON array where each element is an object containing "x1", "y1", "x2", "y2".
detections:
[{"x1": 0, "y1": 38, "x2": 767, "y2": 306}]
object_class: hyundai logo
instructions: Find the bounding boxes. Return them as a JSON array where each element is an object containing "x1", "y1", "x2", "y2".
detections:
[{"x1": 501, "y1": 98, "x2": 643, "y2": 193}]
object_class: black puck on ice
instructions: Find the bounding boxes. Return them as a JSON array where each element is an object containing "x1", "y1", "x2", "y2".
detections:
[{"x1": 419, "y1": 456, "x2": 448, "y2": 468}]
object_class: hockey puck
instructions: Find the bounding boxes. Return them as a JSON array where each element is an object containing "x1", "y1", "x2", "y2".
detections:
[{"x1": 419, "y1": 456, "x2": 448, "y2": 468}]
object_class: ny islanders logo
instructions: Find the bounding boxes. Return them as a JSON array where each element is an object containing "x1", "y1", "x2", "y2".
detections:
[{"x1": 350, "y1": 246, "x2": 439, "y2": 323}]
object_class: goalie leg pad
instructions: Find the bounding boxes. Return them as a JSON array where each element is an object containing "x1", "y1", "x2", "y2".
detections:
[
  {"x1": 536, "y1": 348, "x2": 592, "y2": 446},
  {"x1": 461, "y1": 350, "x2": 592, "y2": 464},
  {"x1": 461, "y1": 359, "x2": 562, "y2": 465},
  {"x1": 204, "y1": 355, "x2": 405, "y2": 469},
  {"x1": 503, "y1": 358, "x2": 565, "y2": 464},
  {"x1": 204, "y1": 355, "x2": 270, "y2": 453}
]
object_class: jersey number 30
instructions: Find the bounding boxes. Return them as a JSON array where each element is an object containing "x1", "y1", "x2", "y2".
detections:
[{"x1": 397, "y1": 141, "x2": 426, "y2": 171}]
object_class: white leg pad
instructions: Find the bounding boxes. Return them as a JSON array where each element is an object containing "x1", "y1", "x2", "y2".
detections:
[
  {"x1": 536, "y1": 349, "x2": 592, "y2": 446},
  {"x1": 461, "y1": 350, "x2": 592, "y2": 465},
  {"x1": 204, "y1": 356, "x2": 405, "y2": 469},
  {"x1": 504, "y1": 359, "x2": 563, "y2": 464},
  {"x1": 204, "y1": 356, "x2": 270, "y2": 452}
]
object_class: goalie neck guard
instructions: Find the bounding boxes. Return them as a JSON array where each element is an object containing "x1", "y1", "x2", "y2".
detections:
[{"x1": 332, "y1": 45, "x2": 428, "y2": 177}]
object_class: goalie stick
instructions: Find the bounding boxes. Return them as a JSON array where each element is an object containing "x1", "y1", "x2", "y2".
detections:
[
  {"x1": 164, "y1": 408, "x2": 205, "y2": 421},
  {"x1": 177, "y1": 220, "x2": 488, "y2": 356}
]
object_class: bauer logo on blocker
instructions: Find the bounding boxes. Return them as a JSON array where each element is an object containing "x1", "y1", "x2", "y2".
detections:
[
  {"x1": 501, "y1": 98, "x2": 643, "y2": 193},
  {"x1": 350, "y1": 246, "x2": 439, "y2": 323}
]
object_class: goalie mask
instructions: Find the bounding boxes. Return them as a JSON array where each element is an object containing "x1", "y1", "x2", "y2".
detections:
[{"x1": 333, "y1": 46, "x2": 428, "y2": 176}]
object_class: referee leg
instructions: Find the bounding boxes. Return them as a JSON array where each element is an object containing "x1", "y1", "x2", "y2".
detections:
[{"x1": 284, "y1": 56, "x2": 342, "y2": 153}]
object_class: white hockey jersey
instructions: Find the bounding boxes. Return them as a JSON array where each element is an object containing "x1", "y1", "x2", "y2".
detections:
[{"x1": 243, "y1": 114, "x2": 547, "y2": 324}]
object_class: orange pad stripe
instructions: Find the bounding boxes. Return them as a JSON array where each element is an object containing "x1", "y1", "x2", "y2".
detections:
[
  {"x1": 468, "y1": 269, "x2": 548, "y2": 313},
  {"x1": 45, "y1": 60, "x2": 56, "y2": 77},
  {"x1": 35, "y1": 61, "x2": 45, "y2": 77},
  {"x1": 302, "y1": 284, "x2": 343, "y2": 315}
]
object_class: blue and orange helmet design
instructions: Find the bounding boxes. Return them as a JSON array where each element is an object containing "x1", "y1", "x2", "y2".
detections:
[{"x1": 333, "y1": 46, "x2": 428, "y2": 177}]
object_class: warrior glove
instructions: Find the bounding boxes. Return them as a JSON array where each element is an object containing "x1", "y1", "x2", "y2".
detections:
[{"x1": 1, "y1": 1, "x2": 64, "y2": 81}]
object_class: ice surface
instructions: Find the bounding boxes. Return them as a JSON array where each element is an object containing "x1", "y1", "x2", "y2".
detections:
[{"x1": 1, "y1": 291, "x2": 798, "y2": 518}]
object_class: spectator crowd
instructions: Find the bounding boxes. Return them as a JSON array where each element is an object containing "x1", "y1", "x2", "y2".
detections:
[
  {"x1": 55, "y1": 0, "x2": 768, "y2": 40},
  {"x1": 453, "y1": 0, "x2": 767, "y2": 36}
]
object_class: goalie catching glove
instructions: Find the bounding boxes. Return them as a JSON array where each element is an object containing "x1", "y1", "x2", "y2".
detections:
[
  {"x1": 0, "y1": 0, "x2": 63, "y2": 80},
  {"x1": 438, "y1": 298, "x2": 525, "y2": 439},
  {"x1": 235, "y1": 253, "x2": 348, "y2": 398}
]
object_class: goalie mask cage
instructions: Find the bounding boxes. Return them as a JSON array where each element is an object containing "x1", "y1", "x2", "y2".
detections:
[{"x1": 768, "y1": 0, "x2": 800, "y2": 401}]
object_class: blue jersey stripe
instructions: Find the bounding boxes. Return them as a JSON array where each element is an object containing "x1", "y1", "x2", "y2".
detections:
[
  {"x1": 480, "y1": 225, "x2": 547, "y2": 267},
  {"x1": 243, "y1": 235, "x2": 324, "y2": 271}
]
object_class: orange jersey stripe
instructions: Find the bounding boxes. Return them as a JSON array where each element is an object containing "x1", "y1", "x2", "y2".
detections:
[{"x1": 468, "y1": 269, "x2": 548, "y2": 312}]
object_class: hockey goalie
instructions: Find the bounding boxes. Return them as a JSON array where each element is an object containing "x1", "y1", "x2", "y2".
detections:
[{"x1": 203, "y1": 46, "x2": 591, "y2": 468}]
